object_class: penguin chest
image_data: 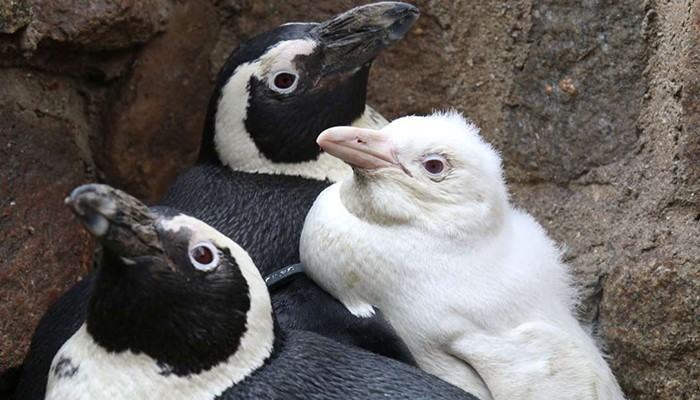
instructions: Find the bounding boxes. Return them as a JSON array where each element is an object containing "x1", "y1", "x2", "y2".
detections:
[{"x1": 45, "y1": 325, "x2": 240, "y2": 400}]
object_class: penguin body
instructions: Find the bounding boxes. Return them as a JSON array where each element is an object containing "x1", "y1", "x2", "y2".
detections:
[
  {"x1": 300, "y1": 112, "x2": 626, "y2": 399},
  {"x1": 46, "y1": 184, "x2": 473, "y2": 400},
  {"x1": 16, "y1": 4, "x2": 422, "y2": 398},
  {"x1": 160, "y1": 166, "x2": 414, "y2": 360}
]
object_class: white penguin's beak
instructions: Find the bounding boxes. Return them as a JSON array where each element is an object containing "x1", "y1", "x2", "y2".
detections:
[{"x1": 317, "y1": 126, "x2": 399, "y2": 170}]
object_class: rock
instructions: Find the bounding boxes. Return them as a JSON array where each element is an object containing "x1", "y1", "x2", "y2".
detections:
[
  {"x1": 504, "y1": 0, "x2": 647, "y2": 183},
  {"x1": 18, "y1": 0, "x2": 170, "y2": 53},
  {"x1": 0, "y1": 0, "x2": 32, "y2": 33},
  {"x1": 99, "y1": 0, "x2": 220, "y2": 202},
  {"x1": 595, "y1": 1, "x2": 700, "y2": 398},
  {"x1": 0, "y1": 69, "x2": 94, "y2": 369}
]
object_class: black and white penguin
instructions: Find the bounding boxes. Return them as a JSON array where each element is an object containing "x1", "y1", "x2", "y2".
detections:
[
  {"x1": 16, "y1": 3, "x2": 421, "y2": 398},
  {"x1": 46, "y1": 183, "x2": 473, "y2": 399}
]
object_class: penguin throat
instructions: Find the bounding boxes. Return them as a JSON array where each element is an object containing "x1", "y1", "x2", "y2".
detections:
[
  {"x1": 47, "y1": 250, "x2": 276, "y2": 399},
  {"x1": 85, "y1": 250, "x2": 271, "y2": 376}
]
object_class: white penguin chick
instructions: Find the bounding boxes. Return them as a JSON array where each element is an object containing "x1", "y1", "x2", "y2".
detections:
[{"x1": 300, "y1": 111, "x2": 625, "y2": 400}]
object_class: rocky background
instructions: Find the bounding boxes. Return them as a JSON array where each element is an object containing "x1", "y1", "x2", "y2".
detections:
[{"x1": 0, "y1": 0, "x2": 698, "y2": 398}]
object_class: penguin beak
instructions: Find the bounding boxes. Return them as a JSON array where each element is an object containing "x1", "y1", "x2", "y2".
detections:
[
  {"x1": 313, "y1": 2, "x2": 419, "y2": 75},
  {"x1": 66, "y1": 184, "x2": 164, "y2": 259},
  {"x1": 317, "y1": 126, "x2": 400, "y2": 171}
]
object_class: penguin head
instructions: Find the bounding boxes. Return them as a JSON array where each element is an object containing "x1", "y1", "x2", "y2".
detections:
[
  {"x1": 200, "y1": 2, "x2": 419, "y2": 181},
  {"x1": 65, "y1": 184, "x2": 274, "y2": 377},
  {"x1": 317, "y1": 111, "x2": 508, "y2": 235}
]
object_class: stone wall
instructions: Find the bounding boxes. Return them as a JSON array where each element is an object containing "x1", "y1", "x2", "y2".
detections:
[{"x1": 1, "y1": 1, "x2": 697, "y2": 398}]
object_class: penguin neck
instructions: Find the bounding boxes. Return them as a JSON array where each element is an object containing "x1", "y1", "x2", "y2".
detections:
[
  {"x1": 85, "y1": 250, "x2": 275, "y2": 378},
  {"x1": 47, "y1": 320, "x2": 277, "y2": 400},
  {"x1": 50, "y1": 249, "x2": 277, "y2": 399},
  {"x1": 340, "y1": 175, "x2": 509, "y2": 241}
]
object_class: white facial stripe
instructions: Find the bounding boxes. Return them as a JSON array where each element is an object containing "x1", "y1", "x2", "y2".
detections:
[
  {"x1": 260, "y1": 39, "x2": 315, "y2": 75},
  {"x1": 47, "y1": 216, "x2": 275, "y2": 400}
]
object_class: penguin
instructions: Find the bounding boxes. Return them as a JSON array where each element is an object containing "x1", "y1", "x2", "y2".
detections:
[
  {"x1": 0, "y1": 365, "x2": 22, "y2": 398},
  {"x1": 300, "y1": 111, "x2": 627, "y2": 400},
  {"x1": 15, "y1": 3, "x2": 421, "y2": 399},
  {"x1": 47, "y1": 183, "x2": 474, "y2": 400}
]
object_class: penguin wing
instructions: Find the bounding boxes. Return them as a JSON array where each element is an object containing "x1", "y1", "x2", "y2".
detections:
[{"x1": 449, "y1": 322, "x2": 604, "y2": 400}]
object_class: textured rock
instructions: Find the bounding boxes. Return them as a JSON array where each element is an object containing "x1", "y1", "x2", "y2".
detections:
[
  {"x1": 18, "y1": 0, "x2": 169, "y2": 52},
  {"x1": 504, "y1": 0, "x2": 647, "y2": 182},
  {"x1": 0, "y1": 69, "x2": 94, "y2": 368},
  {"x1": 99, "y1": 0, "x2": 220, "y2": 201},
  {"x1": 0, "y1": 0, "x2": 32, "y2": 33},
  {"x1": 0, "y1": 1, "x2": 698, "y2": 398}
]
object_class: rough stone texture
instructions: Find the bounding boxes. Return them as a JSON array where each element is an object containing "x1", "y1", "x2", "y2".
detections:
[
  {"x1": 99, "y1": 0, "x2": 220, "y2": 201},
  {"x1": 0, "y1": 0, "x2": 698, "y2": 398},
  {"x1": 0, "y1": 69, "x2": 94, "y2": 368},
  {"x1": 18, "y1": 0, "x2": 170, "y2": 53},
  {"x1": 0, "y1": 0, "x2": 32, "y2": 33}
]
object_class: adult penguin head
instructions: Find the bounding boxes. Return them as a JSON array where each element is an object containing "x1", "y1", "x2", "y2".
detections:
[{"x1": 199, "y1": 2, "x2": 419, "y2": 181}]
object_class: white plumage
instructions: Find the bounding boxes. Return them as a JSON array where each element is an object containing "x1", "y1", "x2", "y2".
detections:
[{"x1": 300, "y1": 111, "x2": 625, "y2": 400}]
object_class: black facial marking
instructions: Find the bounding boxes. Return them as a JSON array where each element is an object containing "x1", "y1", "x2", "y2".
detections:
[
  {"x1": 87, "y1": 229, "x2": 251, "y2": 376},
  {"x1": 245, "y1": 64, "x2": 369, "y2": 163},
  {"x1": 53, "y1": 357, "x2": 79, "y2": 379},
  {"x1": 199, "y1": 23, "x2": 317, "y2": 164},
  {"x1": 200, "y1": 22, "x2": 370, "y2": 165}
]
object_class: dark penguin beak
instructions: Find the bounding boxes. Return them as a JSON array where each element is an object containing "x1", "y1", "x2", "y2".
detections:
[
  {"x1": 313, "y1": 2, "x2": 419, "y2": 75},
  {"x1": 65, "y1": 184, "x2": 164, "y2": 259}
]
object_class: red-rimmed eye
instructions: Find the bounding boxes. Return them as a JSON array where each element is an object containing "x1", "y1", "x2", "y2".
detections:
[
  {"x1": 421, "y1": 154, "x2": 449, "y2": 179},
  {"x1": 189, "y1": 243, "x2": 218, "y2": 271},
  {"x1": 192, "y1": 246, "x2": 213, "y2": 264},
  {"x1": 273, "y1": 72, "x2": 297, "y2": 90}
]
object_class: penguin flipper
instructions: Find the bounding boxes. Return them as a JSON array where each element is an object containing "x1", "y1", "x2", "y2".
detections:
[
  {"x1": 271, "y1": 275, "x2": 416, "y2": 366},
  {"x1": 450, "y1": 322, "x2": 611, "y2": 400}
]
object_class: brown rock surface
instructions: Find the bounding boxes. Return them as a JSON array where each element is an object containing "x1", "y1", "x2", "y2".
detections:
[
  {"x1": 99, "y1": 0, "x2": 220, "y2": 201},
  {"x1": 0, "y1": 69, "x2": 94, "y2": 368},
  {"x1": 18, "y1": 0, "x2": 169, "y2": 52},
  {"x1": 0, "y1": 0, "x2": 32, "y2": 33},
  {"x1": 0, "y1": 1, "x2": 698, "y2": 398}
]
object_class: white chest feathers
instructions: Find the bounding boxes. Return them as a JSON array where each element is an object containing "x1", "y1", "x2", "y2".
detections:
[
  {"x1": 46, "y1": 321, "x2": 273, "y2": 400},
  {"x1": 299, "y1": 112, "x2": 626, "y2": 400}
]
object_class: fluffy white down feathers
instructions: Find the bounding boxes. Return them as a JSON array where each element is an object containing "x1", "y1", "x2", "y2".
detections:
[{"x1": 300, "y1": 111, "x2": 625, "y2": 400}]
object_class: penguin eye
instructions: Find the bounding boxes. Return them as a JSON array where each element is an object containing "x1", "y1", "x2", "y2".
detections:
[
  {"x1": 421, "y1": 154, "x2": 449, "y2": 179},
  {"x1": 271, "y1": 71, "x2": 298, "y2": 93},
  {"x1": 189, "y1": 242, "x2": 219, "y2": 272}
]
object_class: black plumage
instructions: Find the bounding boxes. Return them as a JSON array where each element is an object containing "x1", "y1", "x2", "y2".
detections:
[
  {"x1": 43, "y1": 184, "x2": 472, "y2": 399},
  {"x1": 221, "y1": 330, "x2": 473, "y2": 399},
  {"x1": 15, "y1": 3, "x2": 428, "y2": 398}
]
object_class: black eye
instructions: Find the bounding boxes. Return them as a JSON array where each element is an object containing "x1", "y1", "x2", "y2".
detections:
[
  {"x1": 273, "y1": 72, "x2": 297, "y2": 91},
  {"x1": 189, "y1": 243, "x2": 218, "y2": 271}
]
